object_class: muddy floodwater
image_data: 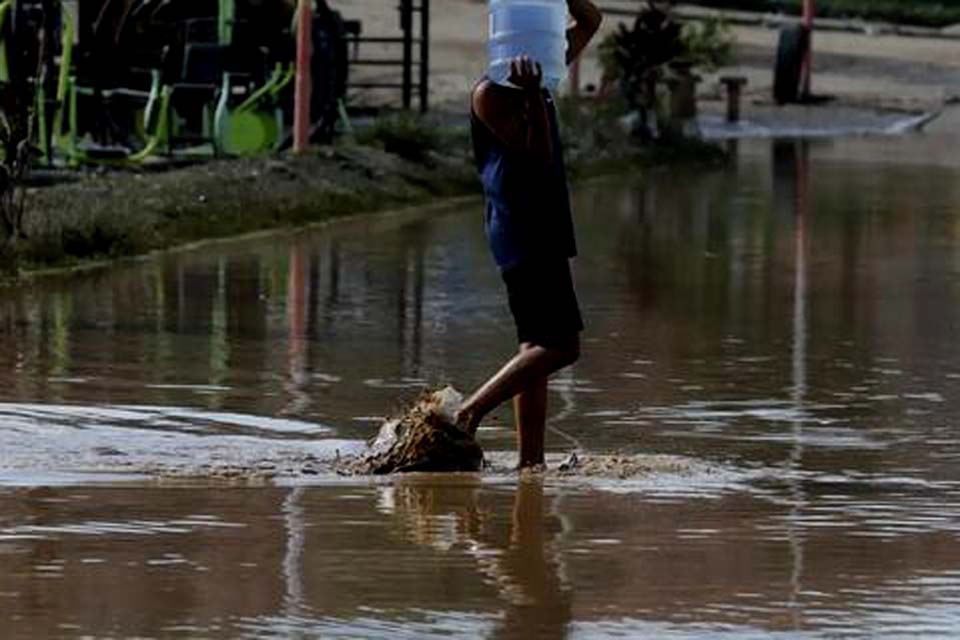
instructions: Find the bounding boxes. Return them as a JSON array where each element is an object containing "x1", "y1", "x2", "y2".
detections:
[{"x1": 2, "y1": 136, "x2": 960, "y2": 637}]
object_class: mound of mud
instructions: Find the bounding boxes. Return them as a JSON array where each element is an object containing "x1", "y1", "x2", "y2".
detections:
[
  {"x1": 552, "y1": 451, "x2": 705, "y2": 479},
  {"x1": 474, "y1": 450, "x2": 745, "y2": 492},
  {"x1": 341, "y1": 387, "x2": 484, "y2": 475}
]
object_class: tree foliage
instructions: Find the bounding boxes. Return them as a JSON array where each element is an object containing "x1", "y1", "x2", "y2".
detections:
[
  {"x1": 599, "y1": 4, "x2": 685, "y2": 110},
  {"x1": 598, "y1": 2, "x2": 734, "y2": 142}
]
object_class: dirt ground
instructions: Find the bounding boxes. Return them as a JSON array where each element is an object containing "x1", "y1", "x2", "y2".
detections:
[{"x1": 333, "y1": 0, "x2": 960, "y2": 114}]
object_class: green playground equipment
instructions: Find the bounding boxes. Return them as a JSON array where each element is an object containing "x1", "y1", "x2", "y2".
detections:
[
  {"x1": 0, "y1": 0, "x2": 351, "y2": 167},
  {"x1": 65, "y1": 0, "x2": 296, "y2": 164},
  {"x1": 42, "y1": 6, "x2": 172, "y2": 165},
  {"x1": 64, "y1": 72, "x2": 173, "y2": 165},
  {"x1": 214, "y1": 63, "x2": 295, "y2": 156},
  {"x1": 0, "y1": 0, "x2": 11, "y2": 84}
]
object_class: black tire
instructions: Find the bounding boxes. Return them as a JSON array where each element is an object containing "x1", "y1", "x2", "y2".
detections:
[{"x1": 773, "y1": 24, "x2": 809, "y2": 105}]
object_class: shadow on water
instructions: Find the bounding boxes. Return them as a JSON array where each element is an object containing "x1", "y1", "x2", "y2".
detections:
[{"x1": 1, "y1": 135, "x2": 960, "y2": 635}]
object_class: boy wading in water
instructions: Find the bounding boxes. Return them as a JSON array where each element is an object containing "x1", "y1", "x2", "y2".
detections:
[{"x1": 456, "y1": 0, "x2": 602, "y2": 468}]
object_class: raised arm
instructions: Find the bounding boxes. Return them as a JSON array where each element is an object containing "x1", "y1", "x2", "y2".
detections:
[
  {"x1": 566, "y1": 0, "x2": 603, "y2": 65},
  {"x1": 472, "y1": 57, "x2": 554, "y2": 166}
]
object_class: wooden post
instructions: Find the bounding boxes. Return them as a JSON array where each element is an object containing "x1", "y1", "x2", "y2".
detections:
[
  {"x1": 801, "y1": 0, "x2": 814, "y2": 97},
  {"x1": 419, "y1": 0, "x2": 429, "y2": 112},
  {"x1": 293, "y1": 0, "x2": 313, "y2": 153},
  {"x1": 666, "y1": 71, "x2": 701, "y2": 137},
  {"x1": 720, "y1": 76, "x2": 748, "y2": 123},
  {"x1": 401, "y1": 0, "x2": 413, "y2": 110}
]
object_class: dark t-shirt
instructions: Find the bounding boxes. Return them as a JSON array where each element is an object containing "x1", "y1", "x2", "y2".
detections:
[{"x1": 470, "y1": 87, "x2": 577, "y2": 271}]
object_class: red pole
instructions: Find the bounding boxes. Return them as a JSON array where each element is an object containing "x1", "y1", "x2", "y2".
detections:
[
  {"x1": 293, "y1": 0, "x2": 313, "y2": 153},
  {"x1": 801, "y1": 0, "x2": 814, "y2": 97}
]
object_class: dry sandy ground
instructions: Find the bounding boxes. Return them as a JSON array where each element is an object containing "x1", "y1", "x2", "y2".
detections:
[{"x1": 332, "y1": 0, "x2": 960, "y2": 117}]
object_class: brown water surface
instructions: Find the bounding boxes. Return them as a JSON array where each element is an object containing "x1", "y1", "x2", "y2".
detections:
[{"x1": 2, "y1": 136, "x2": 960, "y2": 637}]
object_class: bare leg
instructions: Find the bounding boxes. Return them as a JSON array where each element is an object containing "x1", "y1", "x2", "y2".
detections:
[
  {"x1": 515, "y1": 371, "x2": 548, "y2": 468},
  {"x1": 457, "y1": 338, "x2": 579, "y2": 454}
]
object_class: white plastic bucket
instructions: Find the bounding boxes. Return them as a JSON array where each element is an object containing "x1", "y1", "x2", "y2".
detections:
[{"x1": 488, "y1": 0, "x2": 567, "y2": 92}]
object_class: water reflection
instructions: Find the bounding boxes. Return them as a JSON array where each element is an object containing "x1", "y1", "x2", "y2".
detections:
[
  {"x1": 777, "y1": 138, "x2": 811, "y2": 627},
  {"x1": 2, "y1": 481, "x2": 960, "y2": 637},
  {"x1": 282, "y1": 487, "x2": 307, "y2": 619},
  {"x1": 0, "y1": 136, "x2": 959, "y2": 635},
  {"x1": 283, "y1": 244, "x2": 309, "y2": 416},
  {"x1": 0, "y1": 137, "x2": 958, "y2": 467},
  {"x1": 3, "y1": 139, "x2": 959, "y2": 468},
  {"x1": 381, "y1": 478, "x2": 573, "y2": 639}
]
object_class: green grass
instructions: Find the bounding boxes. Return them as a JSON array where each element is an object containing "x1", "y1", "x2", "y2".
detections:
[
  {"x1": 692, "y1": 1, "x2": 960, "y2": 28},
  {"x1": 11, "y1": 142, "x2": 479, "y2": 272},
  {"x1": 354, "y1": 112, "x2": 470, "y2": 164}
]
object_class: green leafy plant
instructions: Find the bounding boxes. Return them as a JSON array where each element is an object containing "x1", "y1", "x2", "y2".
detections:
[
  {"x1": 598, "y1": 3, "x2": 734, "y2": 140},
  {"x1": 598, "y1": 6, "x2": 734, "y2": 94},
  {"x1": 676, "y1": 16, "x2": 735, "y2": 72},
  {"x1": 598, "y1": 4, "x2": 684, "y2": 110}
]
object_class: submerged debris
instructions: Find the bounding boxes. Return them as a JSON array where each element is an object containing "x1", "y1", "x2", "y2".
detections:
[
  {"x1": 341, "y1": 387, "x2": 485, "y2": 475},
  {"x1": 553, "y1": 453, "x2": 703, "y2": 480},
  {"x1": 558, "y1": 451, "x2": 581, "y2": 473}
]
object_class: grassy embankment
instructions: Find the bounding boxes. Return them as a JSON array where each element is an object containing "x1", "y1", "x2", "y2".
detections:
[
  {"x1": 693, "y1": 0, "x2": 960, "y2": 27},
  {"x1": 6, "y1": 106, "x2": 726, "y2": 277}
]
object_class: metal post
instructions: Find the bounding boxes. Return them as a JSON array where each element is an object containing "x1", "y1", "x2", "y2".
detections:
[
  {"x1": 401, "y1": 0, "x2": 413, "y2": 109},
  {"x1": 801, "y1": 0, "x2": 814, "y2": 97},
  {"x1": 293, "y1": 0, "x2": 312, "y2": 153},
  {"x1": 419, "y1": 0, "x2": 429, "y2": 112},
  {"x1": 720, "y1": 76, "x2": 748, "y2": 123}
]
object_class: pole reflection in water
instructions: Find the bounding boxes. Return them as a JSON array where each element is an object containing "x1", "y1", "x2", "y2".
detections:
[
  {"x1": 209, "y1": 257, "x2": 230, "y2": 407},
  {"x1": 394, "y1": 220, "x2": 428, "y2": 380},
  {"x1": 284, "y1": 243, "x2": 310, "y2": 416},
  {"x1": 774, "y1": 138, "x2": 811, "y2": 626},
  {"x1": 283, "y1": 487, "x2": 307, "y2": 619},
  {"x1": 325, "y1": 238, "x2": 341, "y2": 327},
  {"x1": 49, "y1": 291, "x2": 72, "y2": 396}
]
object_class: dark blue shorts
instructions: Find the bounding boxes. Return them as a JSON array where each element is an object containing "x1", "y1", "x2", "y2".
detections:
[{"x1": 502, "y1": 259, "x2": 584, "y2": 347}]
